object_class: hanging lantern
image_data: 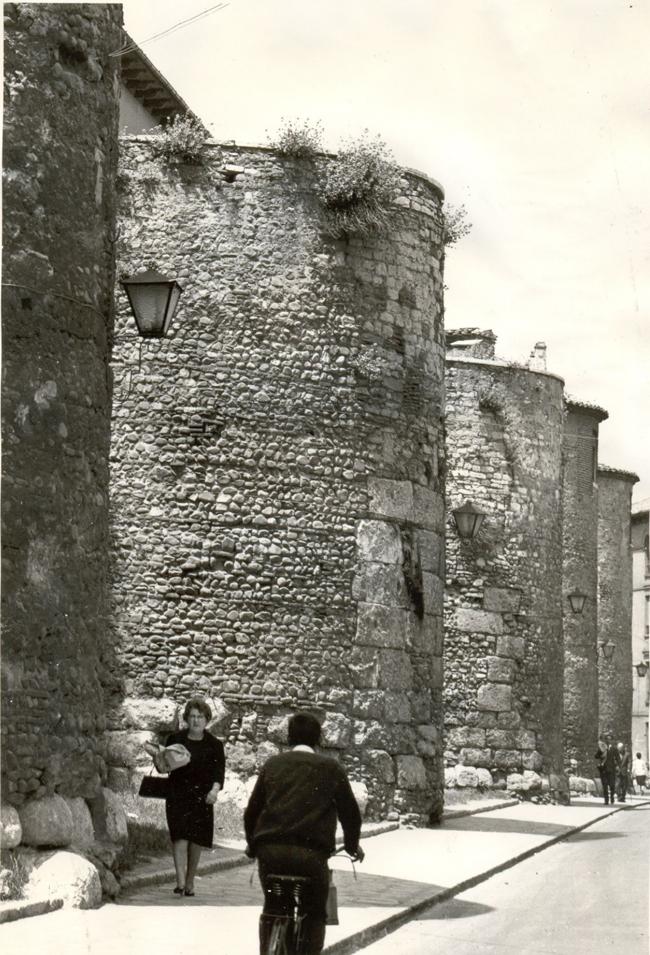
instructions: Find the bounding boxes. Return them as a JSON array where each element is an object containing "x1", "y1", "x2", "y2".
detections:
[
  {"x1": 599, "y1": 640, "x2": 616, "y2": 661},
  {"x1": 635, "y1": 660, "x2": 649, "y2": 678},
  {"x1": 567, "y1": 590, "x2": 588, "y2": 614},
  {"x1": 451, "y1": 501, "x2": 487, "y2": 540},
  {"x1": 121, "y1": 270, "x2": 183, "y2": 338}
]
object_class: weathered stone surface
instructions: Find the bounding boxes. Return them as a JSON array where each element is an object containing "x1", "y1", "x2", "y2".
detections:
[
  {"x1": 445, "y1": 727, "x2": 486, "y2": 748},
  {"x1": 19, "y1": 795, "x2": 73, "y2": 848},
  {"x1": 460, "y1": 748, "x2": 492, "y2": 768},
  {"x1": 267, "y1": 716, "x2": 290, "y2": 745},
  {"x1": 496, "y1": 635, "x2": 525, "y2": 660},
  {"x1": 64, "y1": 798, "x2": 95, "y2": 849},
  {"x1": 506, "y1": 770, "x2": 542, "y2": 793},
  {"x1": 494, "y1": 750, "x2": 523, "y2": 770},
  {"x1": 351, "y1": 691, "x2": 384, "y2": 720},
  {"x1": 205, "y1": 697, "x2": 231, "y2": 736},
  {"x1": 363, "y1": 750, "x2": 395, "y2": 784},
  {"x1": 88, "y1": 788, "x2": 127, "y2": 845},
  {"x1": 254, "y1": 741, "x2": 280, "y2": 770},
  {"x1": 26, "y1": 850, "x2": 102, "y2": 908},
  {"x1": 483, "y1": 587, "x2": 523, "y2": 613},
  {"x1": 350, "y1": 781, "x2": 369, "y2": 816},
  {"x1": 322, "y1": 713, "x2": 353, "y2": 749},
  {"x1": 105, "y1": 731, "x2": 157, "y2": 769},
  {"x1": 119, "y1": 698, "x2": 179, "y2": 731},
  {"x1": 0, "y1": 804, "x2": 22, "y2": 849},
  {"x1": 355, "y1": 604, "x2": 408, "y2": 649},
  {"x1": 377, "y1": 650, "x2": 413, "y2": 691},
  {"x1": 421, "y1": 572, "x2": 444, "y2": 615},
  {"x1": 356, "y1": 520, "x2": 403, "y2": 565},
  {"x1": 412, "y1": 486, "x2": 444, "y2": 530},
  {"x1": 395, "y1": 756, "x2": 427, "y2": 790},
  {"x1": 455, "y1": 767, "x2": 479, "y2": 787},
  {"x1": 368, "y1": 478, "x2": 413, "y2": 521},
  {"x1": 476, "y1": 768, "x2": 493, "y2": 788},
  {"x1": 352, "y1": 563, "x2": 407, "y2": 607},
  {"x1": 522, "y1": 750, "x2": 544, "y2": 771},
  {"x1": 477, "y1": 684, "x2": 512, "y2": 712},
  {"x1": 452, "y1": 609, "x2": 504, "y2": 634},
  {"x1": 415, "y1": 529, "x2": 444, "y2": 575},
  {"x1": 487, "y1": 656, "x2": 516, "y2": 683}
]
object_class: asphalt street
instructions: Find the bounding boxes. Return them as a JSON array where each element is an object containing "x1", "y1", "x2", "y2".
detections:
[{"x1": 359, "y1": 804, "x2": 650, "y2": 955}]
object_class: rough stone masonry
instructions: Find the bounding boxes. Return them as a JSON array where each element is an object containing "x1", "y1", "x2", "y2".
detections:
[{"x1": 110, "y1": 139, "x2": 447, "y2": 822}]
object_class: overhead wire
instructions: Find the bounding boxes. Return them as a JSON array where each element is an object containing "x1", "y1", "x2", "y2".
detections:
[{"x1": 109, "y1": 2, "x2": 229, "y2": 57}]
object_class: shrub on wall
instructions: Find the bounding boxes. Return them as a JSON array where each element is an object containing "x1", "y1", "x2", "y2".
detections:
[
  {"x1": 318, "y1": 132, "x2": 400, "y2": 238},
  {"x1": 155, "y1": 113, "x2": 210, "y2": 165},
  {"x1": 268, "y1": 118, "x2": 324, "y2": 159},
  {"x1": 442, "y1": 202, "x2": 472, "y2": 247}
]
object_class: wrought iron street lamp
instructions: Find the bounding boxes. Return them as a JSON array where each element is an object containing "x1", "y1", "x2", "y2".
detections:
[
  {"x1": 598, "y1": 640, "x2": 616, "y2": 661},
  {"x1": 451, "y1": 501, "x2": 487, "y2": 540},
  {"x1": 635, "y1": 660, "x2": 649, "y2": 678},
  {"x1": 120, "y1": 269, "x2": 183, "y2": 338},
  {"x1": 567, "y1": 590, "x2": 588, "y2": 614}
]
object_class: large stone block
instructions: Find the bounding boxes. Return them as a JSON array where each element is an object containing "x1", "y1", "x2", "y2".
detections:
[
  {"x1": 377, "y1": 650, "x2": 413, "y2": 691},
  {"x1": 363, "y1": 749, "x2": 396, "y2": 784},
  {"x1": 483, "y1": 587, "x2": 523, "y2": 613},
  {"x1": 356, "y1": 520, "x2": 402, "y2": 565},
  {"x1": 321, "y1": 713, "x2": 353, "y2": 749},
  {"x1": 26, "y1": 850, "x2": 102, "y2": 909},
  {"x1": 445, "y1": 727, "x2": 486, "y2": 749},
  {"x1": 105, "y1": 730, "x2": 157, "y2": 769},
  {"x1": 64, "y1": 797, "x2": 95, "y2": 849},
  {"x1": 19, "y1": 795, "x2": 73, "y2": 848},
  {"x1": 349, "y1": 647, "x2": 379, "y2": 689},
  {"x1": 355, "y1": 603, "x2": 408, "y2": 649},
  {"x1": 421, "y1": 571, "x2": 444, "y2": 614},
  {"x1": 414, "y1": 529, "x2": 444, "y2": 575},
  {"x1": 451, "y1": 609, "x2": 504, "y2": 634},
  {"x1": 406, "y1": 612, "x2": 443, "y2": 655},
  {"x1": 477, "y1": 684, "x2": 512, "y2": 712},
  {"x1": 487, "y1": 656, "x2": 516, "y2": 683},
  {"x1": 88, "y1": 788, "x2": 128, "y2": 845},
  {"x1": 368, "y1": 477, "x2": 413, "y2": 520},
  {"x1": 496, "y1": 635, "x2": 525, "y2": 660},
  {"x1": 0, "y1": 803, "x2": 22, "y2": 849},
  {"x1": 351, "y1": 563, "x2": 407, "y2": 607},
  {"x1": 351, "y1": 690, "x2": 385, "y2": 720},
  {"x1": 395, "y1": 755, "x2": 427, "y2": 790},
  {"x1": 460, "y1": 748, "x2": 492, "y2": 768},
  {"x1": 119, "y1": 697, "x2": 179, "y2": 731},
  {"x1": 412, "y1": 486, "x2": 444, "y2": 530}
]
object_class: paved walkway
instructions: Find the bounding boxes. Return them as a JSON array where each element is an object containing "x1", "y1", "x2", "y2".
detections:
[{"x1": 2, "y1": 796, "x2": 646, "y2": 955}]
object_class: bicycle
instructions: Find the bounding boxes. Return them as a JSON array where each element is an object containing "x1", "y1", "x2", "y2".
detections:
[{"x1": 259, "y1": 847, "x2": 362, "y2": 955}]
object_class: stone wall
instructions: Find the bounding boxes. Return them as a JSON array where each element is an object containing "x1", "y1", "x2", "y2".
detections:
[
  {"x1": 1, "y1": 3, "x2": 122, "y2": 806},
  {"x1": 562, "y1": 401, "x2": 607, "y2": 774},
  {"x1": 597, "y1": 467, "x2": 637, "y2": 748},
  {"x1": 444, "y1": 356, "x2": 565, "y2": 783},
  {"x1": 110, "y1": 139, "x2": 446, "y2": 821}
]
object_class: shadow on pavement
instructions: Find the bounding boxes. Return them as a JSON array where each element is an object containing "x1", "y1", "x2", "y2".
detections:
[
  {"x1": 566, "y1": 831, "x2": 626, "y2": 841},
  {"x1": 440, "y1": 816, "x2": 567, "y2": 836},
  {"x1": 418, "y1": 897, "x2": 495, "y2": 920}
]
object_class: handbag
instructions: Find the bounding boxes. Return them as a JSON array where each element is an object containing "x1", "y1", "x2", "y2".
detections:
[
  {"x1": 138, "y1": 763, "x2": 170, "y2": 800},
  {"x1": 325, "y1": 871, "x2": 338, "y2": 926}
]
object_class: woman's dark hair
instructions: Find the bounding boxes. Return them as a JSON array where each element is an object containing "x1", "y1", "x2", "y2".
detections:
[
  {"x1": 183, "y1": 698, "x2": 212, "y2": 722},
  {"x1": 288, "y1": 711, "x2": 322, "y2": 747}
]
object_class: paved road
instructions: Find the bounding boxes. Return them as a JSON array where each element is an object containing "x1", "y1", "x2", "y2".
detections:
[{"x1": 360, "y1": 804, "x2": 650, "y2": 955}]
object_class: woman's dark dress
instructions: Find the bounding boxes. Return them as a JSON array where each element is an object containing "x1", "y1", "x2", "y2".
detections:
[{"x1": 165, "y1": 730, "x2": 226, "y2": 848}]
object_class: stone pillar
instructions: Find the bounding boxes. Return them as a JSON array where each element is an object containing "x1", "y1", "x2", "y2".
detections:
[
  {"x1": 112, "y1": 141, "x2": 446, "y2": 822},
  {"x1": 597, "y1": 466, "x2": 638, "y2": 749},
  {"x1": 445, "y1": 353, "x2": 565, "y2": 784},
  {"x1": 1, "y1": 4, "x2": 122, "y2": 805},
  {"x1": 562, "y1": 400, "x2": 608, "y2": 776}
]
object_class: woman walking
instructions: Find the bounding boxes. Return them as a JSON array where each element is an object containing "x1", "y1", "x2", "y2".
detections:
[{"x1": 165, "y1": 698, "x2": 226, "y2": 896}]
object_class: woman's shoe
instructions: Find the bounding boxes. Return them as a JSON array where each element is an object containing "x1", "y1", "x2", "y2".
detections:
[
  {"x1": 173, "y1": 887, "x2": 185, "y2": 895},
  {"x1": 184, "y1": 889, "x2": 195, "y2": 897}
]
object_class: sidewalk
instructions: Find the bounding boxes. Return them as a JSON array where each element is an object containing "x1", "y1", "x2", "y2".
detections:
[{"x1": 1, "y1": 796, "x2": 646, "y2": 954}]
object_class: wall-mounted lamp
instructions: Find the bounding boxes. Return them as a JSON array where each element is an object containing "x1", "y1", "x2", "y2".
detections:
[
  {"x1": 451, "y1": 501, "x2": 487, "y2": 540},
  {"x1": 635, "y1": 660, "x2": 649, "y2": 678},
  {"x1": 598, "y1": 640, "x2": 616, "y2": 661},
  {"x1": 120, "y1": 269, "x2": 183, "y2": 338},
  {"x1": 567, "y1": 590, "x2": 588, "y2": 615}
]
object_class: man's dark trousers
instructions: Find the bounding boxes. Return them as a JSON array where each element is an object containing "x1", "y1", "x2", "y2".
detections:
[
  {"x1": 257, "y1": 844, "x2": 328, "y2": 955},
  {"x1": 600, "y1": 769, "x2": 616, "y2": 804}
]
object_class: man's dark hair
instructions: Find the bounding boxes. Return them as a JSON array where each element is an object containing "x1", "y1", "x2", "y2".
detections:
[{"x1": 288, "y1": 711, "x2": 322, "y2": 747}]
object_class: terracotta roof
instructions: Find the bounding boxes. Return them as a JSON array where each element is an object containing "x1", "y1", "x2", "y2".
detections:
[
  {"x1": 120, "y1": 34, "x2": 205, "y2": 128},
  {"x1": 564, "y1": 395, "x2": 609, "y2": 421},
  {"x1": 597, "y1": 464, "x2": 639, "y2": 483}
]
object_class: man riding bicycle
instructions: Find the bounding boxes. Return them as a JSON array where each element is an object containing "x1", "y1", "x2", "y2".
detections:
[{"x1": 244, "y1": 711, "x2": 365, "y2": 955}]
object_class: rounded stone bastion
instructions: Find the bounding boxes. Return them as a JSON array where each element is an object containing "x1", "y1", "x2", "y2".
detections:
[
  {"x1": 444, "y1": 348, "x2": 565, "y2": 788},
  {"x1": 110, "y1": 139, "x2": 447, "y2": 823}
]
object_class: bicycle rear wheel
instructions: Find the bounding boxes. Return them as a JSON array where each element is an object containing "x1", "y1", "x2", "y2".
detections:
[{"x1": 267, "y1": 918, "x2": 291, "y2": 955}]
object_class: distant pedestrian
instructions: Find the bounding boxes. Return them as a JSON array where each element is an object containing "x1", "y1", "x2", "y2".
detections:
[
  {"x1": 595, "y1": 735, "x2": 619, "y2": 805},
  {"x1": 616, "y1": 742, "x2": 630, "y2": 802},
  {"x1": 632, "y1": 752, "x2": 647, "y2": 794}
]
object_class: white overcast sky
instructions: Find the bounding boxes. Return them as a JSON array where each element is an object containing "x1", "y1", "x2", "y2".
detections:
[{"x1": 120, "y1": 0, "x2": 649, "y2": 501}]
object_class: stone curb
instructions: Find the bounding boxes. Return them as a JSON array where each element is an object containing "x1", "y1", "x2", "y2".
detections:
[
  {"x1": 0, "y1": 897, "x2": 64, "y2": 925},
  {"x1": 322, "y1": 803, "x2": 639, "y2": 955},
  {"x1": 119, "y1": 820, "x2": 400, "y2": 894}
]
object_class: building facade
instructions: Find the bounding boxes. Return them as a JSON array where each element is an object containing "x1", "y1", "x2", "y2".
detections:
[{"x1": 631, "y1": 503, "x2": 650, "y2": 762}]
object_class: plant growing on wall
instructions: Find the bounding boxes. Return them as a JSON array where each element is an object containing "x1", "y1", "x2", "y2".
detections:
[
  {"x1": 318, "y1": 131, "x2": 400, "y2": 238},
  {"x1": 155, "y1": 113, "x2": 210, "y2": 165},
  {"x1": 442, "y1": 202, "x2": 472, "y2": 246},
  {"x1": 268, "y1": 118, "x2": 324, "y2": 159}
]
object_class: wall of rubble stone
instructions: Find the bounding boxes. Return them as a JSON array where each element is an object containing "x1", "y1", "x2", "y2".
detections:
[
  {"x1": 110, "y1": 139, "x2": 446, "y2": 821},
  {"x1": 597, "y1": 467, "x2": 637, "y2": 748},
  {"x1": 444, "y1": 356, "x2": 565, "y2": 784},
  {"x1": 1, "y1": 4, "x2": 122, "y2": 808},
  {"x1": 562, "y1": 401, "x2": 606, "y2": 775}
]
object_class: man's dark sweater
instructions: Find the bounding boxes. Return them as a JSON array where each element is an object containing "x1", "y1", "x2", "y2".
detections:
[{"x1": 244, "y1": 749, "x2": 361, "y2": 855}]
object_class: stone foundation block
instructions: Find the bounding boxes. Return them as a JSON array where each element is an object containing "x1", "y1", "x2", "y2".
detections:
[
  {"x1": 483, "y1": 587, "x2": 523, "y2": 613},
  {"x1": 19, "y1": 795, "x2": 73, "y2": 848},
  {"x1": 395, "y1": 755, "x2": 427, "y2": 790},
  {"x1": 368, "y1": 477, "x2": 413, "y2": 520},
  {"x1": 0, "y1": 803, "x2": 22, "y2": 849},
  {"x1": 477, "y1": 683, "x2": 512, "y2": 712},
  {"x1": 26, "y1": 850, "x2": 101, "y2": 909},
  {"x1": 355, "y1": 603, "x2": 408, "y2": 649},
  {"x1": 356, "y1": 520, "x2": 402, "y2": 565},
  {"x1": 452, "y1": 609, "x2": 504, "y2": 634},
  {"x1": 64, "y1": 798, "x2": 95, "y2": 849},
  {"x1": 496, "y1": 635, "x2": 525, "y2": 660}
]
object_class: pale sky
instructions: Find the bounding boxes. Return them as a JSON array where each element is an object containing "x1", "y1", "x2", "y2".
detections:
[{"x1": 121, "y1": 0, "x2": 649, "y2": 499}]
